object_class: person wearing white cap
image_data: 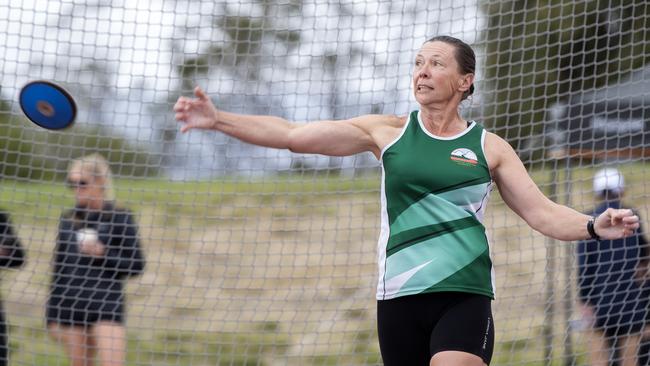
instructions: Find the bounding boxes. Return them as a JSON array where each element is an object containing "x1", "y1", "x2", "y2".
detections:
[
  {"x1": 593, "y1": 167, "x2": 626, "y2": 199},
  {"x1": 577, "y1": 168, "x2": 649, "y2": 366}
]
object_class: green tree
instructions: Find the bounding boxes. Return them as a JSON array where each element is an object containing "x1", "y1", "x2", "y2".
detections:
[
  {"x1": 0, "y1": 120, "x2": 157, "y2": 180},
  {"x1": 480, "y1": 0, "x2": 650, "y2": 159},
  {"x1": 0, "y1": 92, "x2": 157, "y2": 180},
  {"x1": 0, "y1": 109, "x2": 52, "y2": 180},
  {"x1": 164, "y1": 1, "x2": 304, "y2": 172}
]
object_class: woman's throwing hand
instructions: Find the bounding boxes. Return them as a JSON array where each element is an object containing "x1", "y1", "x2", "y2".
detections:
[
  {"x1": 594, "y1": 208, "x2": 640, "y2": 240},
  {"x1": 174, "y1": 86, "x2": 218, "y2": 133}
]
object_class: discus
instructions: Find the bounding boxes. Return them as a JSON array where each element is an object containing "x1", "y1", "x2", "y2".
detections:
[{"x1": 19, "y1": 80, "x2": 77, "y2": 130}]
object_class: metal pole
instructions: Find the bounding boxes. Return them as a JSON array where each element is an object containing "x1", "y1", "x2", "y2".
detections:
[
  {"x1": 544, "y1": 104, "x2": 569, "y2": 365},
  {"x1": 562, "y1": 158, "x2": 575, "y2": 366},
  {"x1": 544, "y1": 157, "x2": 559, "y2": 366}
]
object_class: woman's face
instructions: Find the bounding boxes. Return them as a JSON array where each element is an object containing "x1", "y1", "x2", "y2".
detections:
[
  {"x1": 67, "y1": 168, "x2": 105, "y2": 209},
  {"x1": 412, "y1": 41, "x2": 472, "y2": 106}
]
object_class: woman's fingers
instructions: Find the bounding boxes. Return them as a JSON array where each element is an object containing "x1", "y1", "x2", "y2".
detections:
[
  {"x1": 622, "y1": 215, "x2": 639, "y2": 223},
  {"x1": 180, "y1": 123, "x2": 193, "y2": 133},
  {"x1": 613, "y1": 214, "x2": 639, "y2": 232},
  {"x1": 603, "y1": 208, "x2": 637, "y2": 225},
  {"x1": 174, "y1": 96, "x2": 196, "y2": 132},
  {"x1": 194, "y1": 86, "x2": 208, "y2": 101},
  {"x1": 596, "y1": 209, "x2": 640, "y2": 239},
  {"x1": 173, "y1": 96, "x2": 190, "y2": 112},
  {"x1": 174, "y1": 86, "x2": 216, "y2": 133}
]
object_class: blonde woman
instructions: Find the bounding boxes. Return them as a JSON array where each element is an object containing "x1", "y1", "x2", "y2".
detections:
[{"x1": 46, "y1": 154, "x2": 145, "y2": 366}]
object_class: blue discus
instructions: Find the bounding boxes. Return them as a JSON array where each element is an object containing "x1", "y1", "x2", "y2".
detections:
[{"x1": 19, "y1": 80, "x2": 77, "y2": 130}]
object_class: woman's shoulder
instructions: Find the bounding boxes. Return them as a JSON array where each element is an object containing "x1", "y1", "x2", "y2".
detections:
[
  {"x1": 482, "y1": 131, "x2": 519, "y2": 172},
  {"x1": 112, "y1": 205, "x2": 131, "y2": 213},
  {"x1": 395, "y1": 114, "x2": 409, "y2": 128},
  {"x1": 482, "y1": 131, "x2": 510, "y2": 153},
  {"x1": 0, "y1": 210, "x2": 9, "y2": 223},
  {"x1": 104, "y1": 204, "x2": 135, "y2": 218},
  {"x1": 60, "y1": 208, "x2": 76, "y2": 220},
  {"x1": 352, "y1": 113, "x2": 406, "y2": 128}
]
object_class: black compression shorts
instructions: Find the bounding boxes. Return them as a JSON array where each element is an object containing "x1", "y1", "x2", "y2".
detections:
[
  {"x1": 46, "y1": 297, "x2": 124, "y2": 327},
  {"x1": 377, "y1": 291, "x2": 494, "y2": 365}
]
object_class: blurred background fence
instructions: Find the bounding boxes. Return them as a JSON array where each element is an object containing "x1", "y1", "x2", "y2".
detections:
[{"x1": 1, "y1": 1, "x2": 650, "y2": 365}]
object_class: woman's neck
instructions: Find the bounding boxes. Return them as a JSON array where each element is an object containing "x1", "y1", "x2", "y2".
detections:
[
  {"x1": 419, "y1": 105, "x2": 466, "y2": 137},
  {"x1": 81, "y1": 200, "x2": 106, "y2": 211}
]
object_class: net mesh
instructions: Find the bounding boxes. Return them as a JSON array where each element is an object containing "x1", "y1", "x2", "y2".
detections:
[{"x1": 0, "y1": 0, "x2": 649, "y2": 365}]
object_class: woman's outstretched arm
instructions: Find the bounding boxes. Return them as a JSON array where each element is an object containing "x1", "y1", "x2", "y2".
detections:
[
  {"x1": 174, "y1": 86, "x2": 403, "y2": 159},
  {"x1": 486, "y1": 132, "x2": 639, "y2": 241}
]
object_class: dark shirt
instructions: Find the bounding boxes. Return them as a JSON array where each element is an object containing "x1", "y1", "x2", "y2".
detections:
[
  {"x1": 577, "y1": 200, "x2": 649, "y2": 328},
  {"x1": 49, "y1": 203, "x2": 145, "y2": 311},
  {"x1": 0, "y1": 212, "x2": 22, "y2": 366},
  {"x1": 0, "y1": 211, "x2": 25, "y2": 269}
]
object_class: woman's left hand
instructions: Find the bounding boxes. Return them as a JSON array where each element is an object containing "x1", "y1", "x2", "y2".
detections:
[
  {"x1": 594, "y1": 208, "x2": 640, "y2": 240},
  {"x1": 79, "y1": 239, "x2": 106, "y2": 257}
]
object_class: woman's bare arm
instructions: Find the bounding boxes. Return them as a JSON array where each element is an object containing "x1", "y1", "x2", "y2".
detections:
[
  {"x1": 174, "y1": 86, "x2": 403, "y2": 158},
  {"x1": 486, "y1": 132, "x2": 639, "y2": 241}
]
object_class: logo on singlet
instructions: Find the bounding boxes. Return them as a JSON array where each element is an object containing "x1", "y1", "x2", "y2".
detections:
[{"x1": 450, "y1": 148, "x2": 478, "y2": 166}]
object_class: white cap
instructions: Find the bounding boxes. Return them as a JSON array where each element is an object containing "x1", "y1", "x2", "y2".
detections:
[{"x1": 593, "y1": 168, "x2": 624, "y2": 195}]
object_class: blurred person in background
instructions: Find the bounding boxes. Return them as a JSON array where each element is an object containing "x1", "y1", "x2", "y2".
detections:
[
  {"x1": 0, "y1": 210, "x2": 25, "y2": 366},
  {"x1": 46, "y1": 153, "x2": 145, "y2": 366},
  {"x1": 639, "y1": 193, "x2": 650, "y2": 365},
  {"x1": 577, "y1": 167, "x2": 649, "y2": 366}
]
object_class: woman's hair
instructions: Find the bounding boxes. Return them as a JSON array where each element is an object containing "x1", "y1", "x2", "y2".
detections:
[
  {"x1": 68, "y1": 153, "x2": 115, "y2": 201},
  {"x1": 425, "y1": 35, "x2": 476, "y2": 100}
]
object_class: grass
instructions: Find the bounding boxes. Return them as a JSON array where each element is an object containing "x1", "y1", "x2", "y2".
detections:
[
  {"x1": 8, "y1": 321, "x2": 378, "y2": 366},
  {"x1": 0, "y1": 176, "x2": 379, "y2": 225},
  {"x1": 132, "y1": 330, "x2": 292, "y2": 366},
  {"x1": 8, "y1": 322, "x2": 292, "y2": 366}
]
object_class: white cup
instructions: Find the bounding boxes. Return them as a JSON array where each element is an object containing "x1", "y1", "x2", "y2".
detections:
[{"x1": 76, "y1": 228, "x2": 99, "y2": 245}]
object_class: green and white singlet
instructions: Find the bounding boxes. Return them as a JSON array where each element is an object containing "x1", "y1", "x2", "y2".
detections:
[{"x1": 377, "y1": 110, "x2": 495, "y2": 300}]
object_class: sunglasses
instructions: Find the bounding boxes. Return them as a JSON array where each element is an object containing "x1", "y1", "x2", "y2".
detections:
[{"x1": 66, "y1": 179, "x2": 89, "y2": 189}]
